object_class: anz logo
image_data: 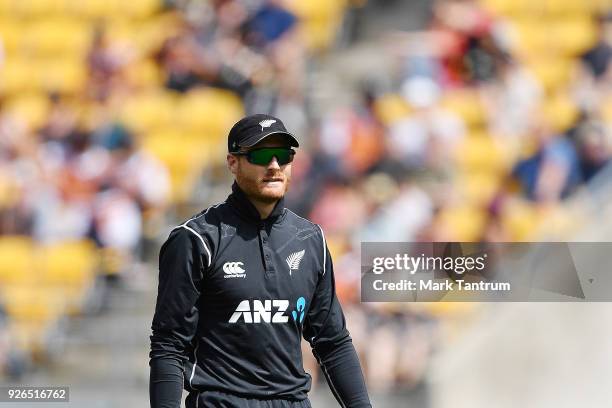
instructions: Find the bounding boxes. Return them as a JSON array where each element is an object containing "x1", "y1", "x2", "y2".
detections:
[
  {"x1": 228, "y1": 298, "x2": 307, "y2": 324},
  {"x1": 292, "y1": 297, "x2": 306, "y2": 323}
]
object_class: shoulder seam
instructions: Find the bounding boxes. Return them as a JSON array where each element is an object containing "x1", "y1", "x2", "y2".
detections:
[
  {"x1": 181, "y1": 201, "x2": 225, "y2": 226},
  {"x1": 285, "y1": 208, "x2": 316, "y2": 227}
]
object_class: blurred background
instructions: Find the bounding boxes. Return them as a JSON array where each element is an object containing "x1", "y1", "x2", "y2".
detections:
[{"x1": 1, "y1": 0, "x2": 612, "y2": 406}]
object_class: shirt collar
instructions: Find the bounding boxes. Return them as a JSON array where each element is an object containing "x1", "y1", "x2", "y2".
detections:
[{"x1": 228, "y1": 181, "x2": 286, "y2": 225}]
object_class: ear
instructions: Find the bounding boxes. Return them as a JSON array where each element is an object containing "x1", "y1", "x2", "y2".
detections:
[{"x1": 227, "y1": 153, "x2": 239, "y2": 176}]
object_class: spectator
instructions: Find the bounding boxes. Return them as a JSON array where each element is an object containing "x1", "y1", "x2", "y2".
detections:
[
  {"x1": 512, "y1": 118, "x2": 582, "y2": 202},
  {"x1": 576, "y1": 121, "x2": 612, "y2": 182},
  {"x1": 581, "y1": 13, "x2": 612, "y2": 81}
]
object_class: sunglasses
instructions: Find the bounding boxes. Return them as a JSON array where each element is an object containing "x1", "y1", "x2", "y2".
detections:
[{"x1": 233, "y1": 147, "x2": 296, "y2": 166}]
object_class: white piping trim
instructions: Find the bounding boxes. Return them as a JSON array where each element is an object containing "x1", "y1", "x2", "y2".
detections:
[
  {"x1": 317, "y1": 224, "x2": 327, "y2": 276},
  {"x1": 285, "y1": 210, "x2": 327, "y2": 276},
  {"x1": 180, "y1": 225, "x2": 211, "y2": 268},
  {"x1": 189, "y1": 339, "x2": 200, "y2": 389},
  {"x1": 173, "y1": 204, "x2": 221, "y2": 400},
  {"x1": 180, "y1": 367, "x2": 185, "y2": 408},
  {"x1": 312, "y1": 349, "x2": 347, "y2": 408},
  {"x1": 171, "y1": 202, "x2": 224, "y2": 268}
]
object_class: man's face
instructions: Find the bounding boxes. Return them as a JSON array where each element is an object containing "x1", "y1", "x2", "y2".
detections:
[{"x1": 227, "y1": 134, "x2": 293, "y2": 203}]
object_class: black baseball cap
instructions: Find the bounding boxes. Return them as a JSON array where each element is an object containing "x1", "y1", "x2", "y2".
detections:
[{"x1": 228, "y1": 114, "x2": 299, "y2": 153}]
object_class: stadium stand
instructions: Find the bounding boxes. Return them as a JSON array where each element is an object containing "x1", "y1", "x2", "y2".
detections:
[{"x1": 0, "y1": 0, "x2": 610, "y2": 403}]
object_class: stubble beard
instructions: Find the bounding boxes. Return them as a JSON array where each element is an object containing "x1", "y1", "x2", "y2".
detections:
[{"x1": 235, "y1": 166, "x2": 291, "y2": 205}]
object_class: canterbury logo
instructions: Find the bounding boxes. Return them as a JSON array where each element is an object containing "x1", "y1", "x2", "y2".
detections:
[
  {"x1": 223, "y1": 261, "x2": 246, "y2": 278},
  {"x1": 259, "y1": 119, "x2": 276, "y2": 131},
  {"x1": 286, "y1": 249, "x2": 305, "y2": 276}
]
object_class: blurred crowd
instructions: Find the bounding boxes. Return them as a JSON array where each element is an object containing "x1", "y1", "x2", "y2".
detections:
[
  {"x1": 1, "y1": 0, "x2": 611, "y2": 394},
  {"x1": 290, "y1": 0, "x2": 612, "y2": 391}
]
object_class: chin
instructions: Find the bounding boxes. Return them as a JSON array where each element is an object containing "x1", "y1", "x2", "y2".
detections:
[
  {"x1": 256, "y1": 186, "x2": 286, "y2": 202},
  {"x1": 236, "y1": 173, "x2": 290, "y2": 203}
]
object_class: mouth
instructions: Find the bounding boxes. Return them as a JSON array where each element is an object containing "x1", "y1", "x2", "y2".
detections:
[
  {"x1": 261, "y1": 177, "x2": 284, "y2": 187},
  {"x1": 262, "y1": 177, "x2": 284, "y2": 183}
]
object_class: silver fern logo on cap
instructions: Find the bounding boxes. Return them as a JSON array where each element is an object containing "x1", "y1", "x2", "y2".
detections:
[
  {"x1": 286, "y1": 249, "x2": 305, "y2": 276},
  {"x1": 259, "y1": 119, "x2": 276, "y2": 131}
]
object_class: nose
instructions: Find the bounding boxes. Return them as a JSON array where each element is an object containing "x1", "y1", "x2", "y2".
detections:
[{"x1": 267, "y1": 156, "x2": 281, "y2": 169}]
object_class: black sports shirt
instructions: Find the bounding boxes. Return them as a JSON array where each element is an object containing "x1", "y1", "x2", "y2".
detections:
[{"x1": 149, "y1": 181, "x2": 371, "y2": 407}]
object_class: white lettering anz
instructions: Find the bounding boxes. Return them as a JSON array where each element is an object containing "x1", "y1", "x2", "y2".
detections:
[{"x1": 228, "y1": 300, "x2": 289, "y2": 323}]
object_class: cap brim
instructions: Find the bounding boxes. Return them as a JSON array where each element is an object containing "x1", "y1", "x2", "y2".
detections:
[{"x1": 240, "y1": 131, "x2": 299, "y2": 149}]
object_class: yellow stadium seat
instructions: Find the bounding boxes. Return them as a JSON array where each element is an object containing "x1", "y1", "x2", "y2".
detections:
[
  {"x1": 2, "y1": 285, "x2": 67, "y2": 355},
  {"x1": 439, "y1": 89, "x2": 486, "y2": 129},
  {"x1": 286, "y1": 0, "x2": 347, "y2": 51},
  {"x1": 601, "y1": 96, "x2": 612, "y2": 123},
  {"x1": 480, "y1": 0, "x2": 522, "y2": 15},
  {"x1": 65, "y1": 0, "x2": 160, "y2": 18},
  {"x1": 6, "y1": 0, "x2": 63, "y2": 17},
  {"x1": 35, "y1": 57, "x2": 88, "y2": 94},
  {"x1": 176, "y1": 88, "x2": 244, "y2": 139},
  {"x1": 524, "y1": 57, "x2": 577, "y2": 93},
  {"x1": 5, "y1": 57, "x2": 89, "y2": 95},
  {"x1": 103, "y1": 18, "x2": 134, "y2": 43},
  {"x1": 324, "y1": 233, "x2": 348, "y2": 259},
  {"x1": 1, "y1": 285, "x2": 66, "y2": 323},
  {"x1": 0, "y1": 58, "x2": 35, "y2": 94},
  {"x1": 0, "y1": 0, "x2": 10, "y2": 15},
  {"x1": 64, "y1": 0, "x2": 114, "y2": 19},
  {"x1": 541, "y1": 92, "x2": 579, "y2": 132},
  {"x1": 142, "y1": 135, "x2": 216, "y2": 203},
  {"x1": 510, "y1": 17, "x2": 597, "y2": 58},
  {"x1": 0, "y1": 237, "x2": 36, "y2": 286},
  {"x1": 437, "y1": 206, "x2": 488, "y2": 241},
  {"x1": 482, "y1": 0, "x2": 605, "y2": 17},
  {"x1": 555, "y1": 18, "x2": 598, "y2": 56},
  {"x1": 456, "y1": 171, "x2": 503, "y2": 207},
  {"x1": 299, "y1": 20, "x2": 340, "y2": 52},
  {"x1": 123, "y1": 58, "x2": 164, "y2": 90},
  {"x1": 416, "y1": 302, "x2": 477, "y2": 319},
  {"x1": 454, "y1": 133, "x2": 510, "y2": 174},
  {"x1": 373, "y1": 93, "x2": 412, "y2": 125},
  {"x1": 107, "y1": 15, "x2": 181, "y2": 56},
  {"x1": 119, "y1": 91, "x2": 179, "y2": 133},
  {"x1": 122, "y1": 0, "x2": 161, "y2": 18},
  {"x1": 22, "y1": 19, "x2": 90, "y2": 57},
  {"x1": 0, "y1": 173, "x2": 18, "y2": 208},
  {"x1": 508, "y1": 19, "x2": 548, "y2": 57},
  {"x1": 36, "y1": 240, "x2": 98, "y2": 314},
  {"x1": 500, "y1": 198, "x2": 540, "y2": 240},
  {"x1": 552, "y1": 0, "x2": 612, "y2": 15},
  {"x1": 38, "y1": 240, "x2": 97, "y2": 288},
  {"x1": 137, "y1": 12, "x2": 184, "y2": 53},
  {"x1": 3, "y1": 93, "x2": 51, "y2": 130},
  {"x1": 0, "y1": 19, "x2": 21, "y2": 53}
]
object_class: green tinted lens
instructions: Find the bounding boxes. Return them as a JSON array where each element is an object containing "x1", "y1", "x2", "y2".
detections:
[{"x1": 247, "y1": 148, "x2": 294, "y2": 165}]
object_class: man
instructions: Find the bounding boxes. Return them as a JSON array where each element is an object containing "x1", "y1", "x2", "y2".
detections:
[{"x1": 149, "y1": 114, "x2": 372, "y2": 408}]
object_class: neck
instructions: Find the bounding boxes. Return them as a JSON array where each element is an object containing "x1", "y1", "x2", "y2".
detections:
[
  {"x1": 246, "y1": 195, "x2": 278, "y2": 220},
  {"x1": 230, "y1": 180, "x2": 285, "y2": 222}
]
